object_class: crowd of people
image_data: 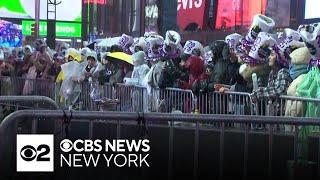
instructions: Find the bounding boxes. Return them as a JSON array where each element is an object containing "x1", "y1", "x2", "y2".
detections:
[{"x1": 0, "y1": 14, "x2": 319, "y2": 115}]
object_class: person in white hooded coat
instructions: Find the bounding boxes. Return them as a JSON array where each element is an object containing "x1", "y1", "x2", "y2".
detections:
[
  {"x1": 127, "y1": 51, "x2": 150, "y2": 86},
  {"x1": 125, "y1": 51, "x2": 150, "y2": 112}
]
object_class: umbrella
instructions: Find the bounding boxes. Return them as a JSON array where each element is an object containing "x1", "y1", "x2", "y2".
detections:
[
  {"x1": 106, "y1": 52, "x2": 133, "y2": 65},
  {"x1": 86, "y1": 42, "x2": 96, "y2": 51},
  {"x1": 97, "y1": 37, "x2": 120, "y2": 47}
]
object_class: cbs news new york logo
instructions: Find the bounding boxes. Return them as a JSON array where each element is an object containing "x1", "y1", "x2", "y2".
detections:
[{"x1": 16, "y1": 135, "x2": 54, "y2": 172}]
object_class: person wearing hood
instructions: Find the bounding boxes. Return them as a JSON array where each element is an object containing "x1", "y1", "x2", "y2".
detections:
[
  {"x1": 81, "y1": 52, "x2": 103, "y2": 82},
  {"x1": 158, "y1": 31, "x2": 187, "y2": 89},
  {"x1": 31, "y1": 39, "x2": 53, "y2": 79},
  {"x1": 249, "y1": 32, "x2": 294, "y2": 103},
  {"x1": 130, "y1": 37, "x2": 148, "y2": 54},
  {"x1": 217, "y1": 33, "x2": 252, "y2": 93},
  {"x1": 118, "y1": 34, "x2": 134, "y2": 54},
  {"x1": 21, "y1": 45, "x2": 33, "y2": 77},
  {"x1": 98, "y1": 53, "x2": 129, "y2": 85},
  {"x1": 126, "y1": 51, "x2": 150, "y2": 86},
  {"x1": 199, "y1": 40, "x2": 229, "y2": 92},
  {"x1": 144, "y1": 36, "x2": 165, "y2": 89},
  {"x1": 0, "y1": 49, "x2": 15, "y2": 77},
  {"x1": 80, "y1": 47, "x2": 92, "y2": 62}
]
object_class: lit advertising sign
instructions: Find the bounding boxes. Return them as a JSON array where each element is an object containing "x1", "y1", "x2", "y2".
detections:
[
  {"x1": 0, "y1": 0, "x2": 81, "y2": 22},
  {"x1": 304, "y1": 0, "x2": 320, "y2": 19},
  {"x1": 22, "y1": 20, "x2": 81, "y2": 37},
  {"x1": 215, "y1": 0, "x2": 267, "y2": 29},
  {"x1": 177, "y1": 0, "x2": 208, "y2": 30}
]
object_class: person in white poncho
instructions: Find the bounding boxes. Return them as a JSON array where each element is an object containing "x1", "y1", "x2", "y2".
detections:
[{"x1": 125, "y1": 51, "x2": 150, "y2": 86}]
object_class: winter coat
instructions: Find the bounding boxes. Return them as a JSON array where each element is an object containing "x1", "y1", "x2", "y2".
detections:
[
  {"x1": 182, "y1": 56, "x2": 209, "y2": 93},
  {"x1": 158, "y1": 58, "x2": 188, "y2": 89},
  {"x1": 285, "y1": 74, "x2": 306, "y2": 117},
  {"x1": 129, "y1": 64, "x2": 150, "y2": 86},
  {"x1": 99, "y1": 64, "x2": 123, "y2": 85}
]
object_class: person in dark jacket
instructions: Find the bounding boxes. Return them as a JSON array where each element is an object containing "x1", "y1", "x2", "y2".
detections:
[{"x1": 200, "y1": 40, "x2": 229, "y2": 92}]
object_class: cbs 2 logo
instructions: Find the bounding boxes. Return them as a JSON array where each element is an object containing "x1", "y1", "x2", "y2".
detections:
[{"x1": 20, "y1": 144, "x2": 50, "y2": 162}]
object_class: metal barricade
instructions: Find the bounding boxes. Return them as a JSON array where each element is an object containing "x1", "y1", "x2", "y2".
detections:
[
  {"x1": 0, "y1": 96, "x2": 59, "y2": 121},
  {"x1": 0, "y1": 76, "x2": 56, "y2": 99},
  {"x1": 253, "y1": 95, "x2": 320, "y2": 117},
  {"x1": 1, "y1": 110, "x2": 320, "y2": 179},
  {"x1": 149, "y1": 88, "x2": 195, "y2": 113},
  {"x1": 197, "y1": 91, "x2": 253, "y2": 115},
  {"x1": 114, "y1": 83, "x2": 146, "y2": 112}
]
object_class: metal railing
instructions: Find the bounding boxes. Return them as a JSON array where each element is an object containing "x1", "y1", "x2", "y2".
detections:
[
  {"x1": 0, "y1": 96, "x2": 59, "y2": 124},
  {"x1": 1, "y1": 76, "x2": 320, "y2": 119},
  {"x1": 0, "y1": 96, "x2": 59, "y2": 110},
  {"x1": 151, "y1": 87, "x2": 195, "y2": 113},
  {"x1": 197, "y1": 91, "x2": 253, "y2": 115},
  {"x1": 1, "y1": 110, "x2": 320, "y2": 179},
  {"x1": 0, "y1": 76, "x2": 56, "y2": 99}
]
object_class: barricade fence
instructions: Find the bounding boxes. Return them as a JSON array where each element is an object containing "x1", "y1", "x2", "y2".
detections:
[
  {"x1": 1, "y1": 110, "x2": 320, "y2": 180},
  {"x1": 1, "y1": 76, "x2": 319, "y2": 119}
]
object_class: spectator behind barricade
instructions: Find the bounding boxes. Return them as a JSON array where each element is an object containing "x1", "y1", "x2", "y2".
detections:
[
  {"x1": 20, "y1": 45, "x2": 33, "y2": 77},
  {"x1": 125, "y1": 51, "x2": 150, "y2": 86},
  {"x1": 0, "y1": 49, "x2": 15, "y2": 96},
  {"x1": 249, "y1": 32, "x2": 293, "y2": 102},
  {"x1": 117, "y1": 34, "x2": 134, "y2": 55},
  {"x1": 200, "y1": 40, "x2": 229, "y2": 92},
  {"x1": 11, "y1": 47, "x2": 25, "y2": 77},
  {"x1": 81, "y1": 52, "x2": 103, "y2": 82},
  {"x1": 182, "y1": 56, "x2": 208, "y2": 94},
  {"x1": 216, "y1": 33, "x2": 252, "y2": 93},
  {"x1": 129, "y1": 37, "x2": 148, "y2": 54},
  {"x1": 56, "y1": 48, "x2": 81, "y2": 83},
  {"x1": 167, "y1": 40, "x2": 204, "y2": 89},
  {"x1": 23, "y1": 39, "x2": 52, "y2": 95},
  {"x1": 211, "y1": 40, "x2": 229, "y2": 85},
  {"x1": 158, "y1": 30, "x2": 187, "y2": 89},
  {"x1": 49, "y1": 53, "x2": 64, "y2": 81},
  {"x1": 143, "y1": 36, "x2": 165, "y2": 89},
  {"x1": 59, "y1": 48, "x2": 84, "y2": 109},
  {"x1": 0, "y1": 49, "x2": 14, "y2": 76},
  {"x1": 30, "y1": 39, "x2": 53, "y2": 79},
  {"x1": 99, "y1": 54, "x2": 123, "y2": 85},
  {"x1": 80, "y1": 47, "x2": 92, "y2": 62}
]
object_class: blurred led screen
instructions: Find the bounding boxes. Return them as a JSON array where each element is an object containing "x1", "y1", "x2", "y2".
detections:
[
  {"x1": 0, "y1": 0, "x2": 81, "y2": 22},
  {"x1": 0, "y1": 20, "x2": 22, "y2": 47},
  {"x1": 215, "y1": 0, "x2": 267, "y2": 29},
  {"x1": 304, "y1": 0, "x2": 320, "y2": 19}
]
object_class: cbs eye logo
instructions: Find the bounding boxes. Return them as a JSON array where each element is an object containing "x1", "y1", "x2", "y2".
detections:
[
  {"x1": 60, "y1": 139, "x2": 73, "y2": 152},
  {"x1": 20, "y1": 144, "x2": 50, "y2": 162},
  {"x1": 17, "y1": 135, "x2": 54, "y2": 172}
]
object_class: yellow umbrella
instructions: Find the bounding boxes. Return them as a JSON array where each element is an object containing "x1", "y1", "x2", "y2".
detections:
[{"x1": 106, "y1": 52, "x2": 133, "y2": 65}]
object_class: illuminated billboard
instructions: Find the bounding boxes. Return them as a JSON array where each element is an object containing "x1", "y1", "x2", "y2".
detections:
[
  {"x1": 22, "y1": 20, "x2": 81, "y2": 37},
  {"x1": 0, "y1": 0, "x2": 81, "y2": 22},
  {"x1": 304, "y1": 0, "x2": 320, "y2": 19},
  {"x1": 0, "y1": 20, "x2": 22, "y2": 47}
]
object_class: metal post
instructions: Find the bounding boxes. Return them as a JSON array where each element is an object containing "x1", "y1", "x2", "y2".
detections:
[
  {"x1": 243, "y1": 123, "x2": 249, "y2": 180},
  {"x1": 168, "y1": 119, "x2": 174, "y2": 180},
  {"x1": 219, "y1": 122, "x2": 225, "y2": 180},
  {"x1": 35, "y1": 0, "x2": 40, "y2": 39},
  {"x1": 193, "y1": 120, "x2": 199, "y2": 180},
  {"x1": 268, "y1": 124, "x2": 274, "y2": 180},
  {"x1": 294, "y1": 125, "x2": 298, "y2": 163},
  {"x1": 31, "y1": 103, "x2": 39, "y2": 134}
]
